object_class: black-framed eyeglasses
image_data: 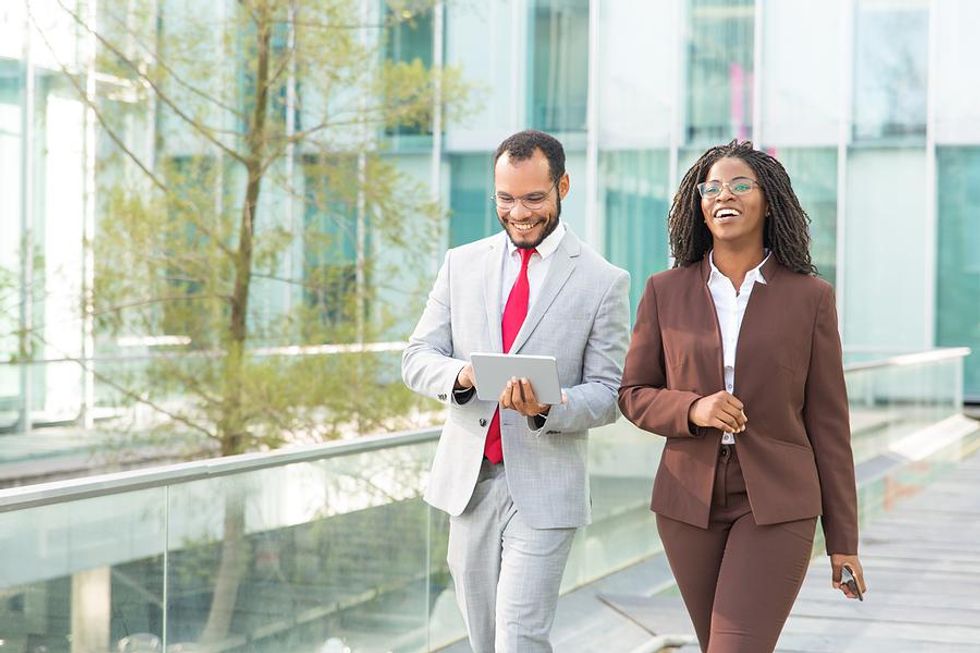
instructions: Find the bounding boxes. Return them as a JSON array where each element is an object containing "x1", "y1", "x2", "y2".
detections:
[
  {"x1": 491, "y1": 179, "x2": 560, "y2": 211},
  {"x1": 697, "y1": 177, "x2": 760, "y2": 199}
]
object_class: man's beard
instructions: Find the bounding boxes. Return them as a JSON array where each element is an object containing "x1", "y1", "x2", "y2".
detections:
[{"x1": 502, "y1": 196, "x2": 562, "y2": 250}]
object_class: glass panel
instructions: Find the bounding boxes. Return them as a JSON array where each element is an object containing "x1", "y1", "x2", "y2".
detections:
[
  {"x1": 561, "y1": 420, "x2": 665, "y2": 591},
  {"x1": 530, "y1": 0, "x2": 589, "y2": 133},
  {"x1": 843, "y1": 147, "x2": 928, "y2": 350},
  {"x1": 686, "y1": 0, "x2": 755, "y2": 145},
  {"x1": 766, "y1": 146, "x2": 838, "y2": 284},
  {"x1": 934, "y1": 0, "x2": 980, "y2": 143},
  {"x1": 427, "y1": 509, "x2": 466, "y2": 649},
  {"x1": 600, "y1": 149, "x2": 670, "y2": 320},
  {"x1": 444, "y1": 4, "x2": 516, "y2": 144},
  {"x1": 166, "y1": 443, "x2": 435, "y2": 651},
  {"x1": 385, "y1": 2, "x2": 435, "y2": 145},
  {"x1": 0, "y1": 489, "x2": 167, "y2": 652},
  {"x1": 448, "y1": 153, "x2": 496, "y2": 248},
  {"x1": 760, "y1": 0, "x2": 842, "y2": 146},
  {"x1": 852, "y1": 0, "x2": 928, "y2": 143},
  {"x1": 936, "y1": 147, "x2": 980, "y2": 401},
  {"x1": 0, "y1": 351, "x2": 971, "y2": 650},
  {"x1": 597, "y1": 2, "x2": 677, "y2": 148},
  {"x1": 303, "y1": 158, "x2": 361, "y2": 335}
]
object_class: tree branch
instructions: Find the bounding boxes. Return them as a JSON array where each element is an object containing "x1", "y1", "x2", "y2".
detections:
[{"x1": 54, "y1": 0, "x2": 248, "y2": 166}]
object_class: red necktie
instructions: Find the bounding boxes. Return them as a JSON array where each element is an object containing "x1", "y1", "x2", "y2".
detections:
[{"x1": 483, "y1": 247, "x2": 536, "y2": 464}]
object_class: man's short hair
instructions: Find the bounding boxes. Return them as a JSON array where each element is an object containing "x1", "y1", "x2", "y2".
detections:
[{"x1": 493, "y1": 130, "x2": 566, "y2": 184}]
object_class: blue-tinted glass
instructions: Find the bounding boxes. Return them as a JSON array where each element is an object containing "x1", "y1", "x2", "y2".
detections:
[
  {"x1": 303, "y1": 159, "x2": 361, "y2": 329},
  {"x1": 770, "y1": 147, "x2": 838, "y2": 284},
  {"x1": 853, "y1": 1, "x2": 928, "y2": 143},
  {"x1": 936, "y1": 147, "x2": 980, "y2": 400},
  {"x1": 530, "y1": 0, "x2": 590, "y2": 133},
  {"x1": 385, "y1": 3, "x2": 434, "y2": 141},
  {"x1": 449, "y1": 153, "x2": 496, "y2": 248},
  {"x1": 601, "y1": 150, "x2": 670, "y2": 321},
  {"x1": 686, "y1": 0, "x2": 755, "y2": 145}
]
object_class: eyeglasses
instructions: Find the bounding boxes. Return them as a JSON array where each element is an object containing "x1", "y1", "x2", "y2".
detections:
[
  {"x1": 697, "y1": 177, "x2": 760, "y2": 199},
  {"x1": 491, "y1": 180, "x2": 560, "y2": 211}
]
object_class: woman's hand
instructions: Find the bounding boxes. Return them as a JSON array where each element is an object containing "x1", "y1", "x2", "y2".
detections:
[
  {"x1": 688, "y1": 391, "x2": 747, "y2": 433},
  {"x1": 831, "y1": 554, "x2": 867, "y2": 599}
]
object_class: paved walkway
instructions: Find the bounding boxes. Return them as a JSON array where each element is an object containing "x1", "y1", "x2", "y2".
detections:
[{"x1": 443, "y1": 427, "x2": 980, "y2": 652}]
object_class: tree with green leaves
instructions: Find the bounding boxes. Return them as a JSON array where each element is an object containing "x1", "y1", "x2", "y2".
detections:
[
  {"x1": 23, "y1": 0, "x2": 466, "y2": 454},
  {"x1": 23, "y1": 0, "x2": 468, "y2": 643}
]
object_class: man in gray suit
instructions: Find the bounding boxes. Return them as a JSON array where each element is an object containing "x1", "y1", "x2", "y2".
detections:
[{"x1": 402, "y1": 130, "x2": 630, "y2": 652}]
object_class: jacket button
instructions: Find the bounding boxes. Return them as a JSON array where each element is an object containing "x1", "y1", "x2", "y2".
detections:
[
  {"x1": 437, "y1": 393, "x2": 447, "y2": 401},
  {"x1": 479, "y1": 418, "x2": 488, "y2": 427}
]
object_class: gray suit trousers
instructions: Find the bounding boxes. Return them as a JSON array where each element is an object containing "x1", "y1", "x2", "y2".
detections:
[{"x1": 448, "y1": 460, "x2": 576, "y2": 653}]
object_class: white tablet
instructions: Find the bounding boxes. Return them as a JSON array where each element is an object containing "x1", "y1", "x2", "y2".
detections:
[{"x1": 471, "y1": 352, "x2": 562, "y2": 405}]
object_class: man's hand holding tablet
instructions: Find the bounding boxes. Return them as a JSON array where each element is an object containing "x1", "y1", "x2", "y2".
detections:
[{"x1": 470, "y1": 353, "x2": 564, "y2": 417}]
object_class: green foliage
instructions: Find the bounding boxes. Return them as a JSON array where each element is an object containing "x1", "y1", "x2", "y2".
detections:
[{"x1": 50, "y1": 0, "x2": 462, "y2": 453}]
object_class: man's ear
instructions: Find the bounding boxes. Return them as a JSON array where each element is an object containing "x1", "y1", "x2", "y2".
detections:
[{"x1": 558, "y1": 173, "x2": 570, "y2": 200}]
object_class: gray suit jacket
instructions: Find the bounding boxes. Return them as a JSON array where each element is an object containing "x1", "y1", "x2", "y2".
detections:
[{"x1": 402, "y1": 229, "x2": 630, "y2": 529}]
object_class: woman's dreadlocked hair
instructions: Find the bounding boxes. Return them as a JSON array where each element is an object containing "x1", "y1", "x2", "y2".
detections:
[{"x1": 668, "y1": 140, "x2": 817, "y2": 275}]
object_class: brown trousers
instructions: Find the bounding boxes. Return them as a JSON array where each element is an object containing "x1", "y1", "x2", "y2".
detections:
[{"x1": 657, "y1": 444, "x2": 816, "y2": 653}]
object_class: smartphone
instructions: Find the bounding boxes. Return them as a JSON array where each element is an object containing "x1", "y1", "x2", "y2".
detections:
[{"x1": 841, "y1": 564, "x2": 864, "y2": 601}]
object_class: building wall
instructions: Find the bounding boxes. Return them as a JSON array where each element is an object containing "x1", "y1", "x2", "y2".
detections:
[{"x1": 1, "y1": 0, "x2": 978, "y2": 431}]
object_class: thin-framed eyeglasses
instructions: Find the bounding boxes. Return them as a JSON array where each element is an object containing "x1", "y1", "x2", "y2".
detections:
[
  {"x1": 491, "y1": 179, "x2": 560, "y2": 211},
  {"x1": 697, "y1": 177, "x2": 760, "y2": 199}
]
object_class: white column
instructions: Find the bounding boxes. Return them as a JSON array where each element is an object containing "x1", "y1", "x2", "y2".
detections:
[
  {"x1": 835, "y1": 0, "x2": 855, "y2": 325},
  {"x1": 80, "y1": 0, "x2": 98, "y2": 429},
  {"x1": 71, "y1": 567, "x2": 112, "y2": 653},
  {"x1": 922, "y1": 0, "x2": 938, "y2": 347},
  {"x1": 18, "y1": 1, "x2": 35, "y2": 434},
  {"x1": 584, "y1": 0, "x2": 601, "y2": 249}
]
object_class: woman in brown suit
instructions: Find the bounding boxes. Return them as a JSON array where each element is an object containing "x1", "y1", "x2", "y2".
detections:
[{"x1": 619, "y1": 140, "x2": 867, "y2": 652}]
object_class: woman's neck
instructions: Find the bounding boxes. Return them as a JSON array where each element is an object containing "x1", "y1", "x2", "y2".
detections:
[{"x1": 711, "y1": 243, "x2": 766, "y2": 291}]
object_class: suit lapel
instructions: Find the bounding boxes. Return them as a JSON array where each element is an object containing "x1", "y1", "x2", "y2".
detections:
[
  {"x1": 484, "y1": 233, "x2": 505, "y2": 353},
  {"x1": 734, "y1": 257, "x2": 781, "y2": 381},
  {"x1": 698, "y1": 257, "x2": 726, "y2": 390},
  {"x1": 509, "y1": 231, "x2": 579, "y2": 354}
]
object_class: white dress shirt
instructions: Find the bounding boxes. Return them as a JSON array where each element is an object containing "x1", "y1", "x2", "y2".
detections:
[
  {"x1": 707, "y1": 249, "x2": 770, "y2": 444},
  {"x1": 501, "y1": 222, "x2": 566, "y2": 316}
]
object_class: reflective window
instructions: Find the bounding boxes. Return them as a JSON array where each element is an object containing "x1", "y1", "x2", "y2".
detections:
[
  {"x1": 936, "y1": 147, "x2": 980, "y2": 400},
  {"x1": 303, "y1": 158, "x2": 362, "y2": 333},
  {"x1": 760, "y1": 1, "x2": 842, "y2": 146},
  {"x1": 530, "y1": 0, "x2": 590, "y2": 133},
  {"x1": 843, "y1": 148, "x2": 928, "y2": 350},
  {"x1": 385, "y1": 2, "x2": 434, "y2": 143},
  {"x1": 686, "y1": 0, "x2": 755, "y2": 145},
  {"x1": 600, "y1": 150, "x2": 670, "y2": 320},
  {"x1": 449, "y1": 154, "x2": 496, "y2": 248},
  {"x1": 770, "y1": 147, "x2": 838, "y2": 285},
  {"x1": 853, "y1": 0, "x2": 928, "y2": 143}
]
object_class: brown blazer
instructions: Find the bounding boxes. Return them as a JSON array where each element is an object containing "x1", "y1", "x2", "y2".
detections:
[{"x1": 618, "y1": 256, "x2": 858, "y2": 555}]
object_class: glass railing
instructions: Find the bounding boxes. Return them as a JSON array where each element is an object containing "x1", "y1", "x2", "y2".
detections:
[{"x1": 0, "y1": 348, "x2": 973, "y2": 652}]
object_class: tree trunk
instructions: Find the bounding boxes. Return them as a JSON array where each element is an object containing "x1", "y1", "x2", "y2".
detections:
[
  {"x1": 200, "y1": 4, "x2": 272, "y2": 644},
  {"x1": 198, "y1": 493, "x2": 247, "y2": 644}
]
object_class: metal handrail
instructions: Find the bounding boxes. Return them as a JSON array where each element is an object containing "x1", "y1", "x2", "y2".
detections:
[
  {"x1": 842, "y1": 347, "x2": 970, "y2": 372},
  {"x1": 0, "y1": 347, "x2": 970, "y2": 513},
  {"x1": 0, "y1": 426, "x2": 440, "y2": 513}
]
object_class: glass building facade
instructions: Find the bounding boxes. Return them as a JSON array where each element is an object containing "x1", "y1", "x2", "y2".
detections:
[{"x1": 1, "y1": 0, "x2": 979, "y2": 442}]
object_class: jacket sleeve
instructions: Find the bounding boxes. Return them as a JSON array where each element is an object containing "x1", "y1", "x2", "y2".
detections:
[
  {"x1": 530, "y1": 270, "x2": 631, "y2": 434},
  {"x1": 401, "y1": 251, "x2": 468, "y2": 405},
  {"x1": 805, "y1": 284, "x2": 859, "y2": 555},
  {"x1": 618, "y1": 276, "x2": 704, "y2": 438}
]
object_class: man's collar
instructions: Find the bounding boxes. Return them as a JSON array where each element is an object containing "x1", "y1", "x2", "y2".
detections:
[{"x1": 505, "y1": 222, "x2": 567, "y2": 260}]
